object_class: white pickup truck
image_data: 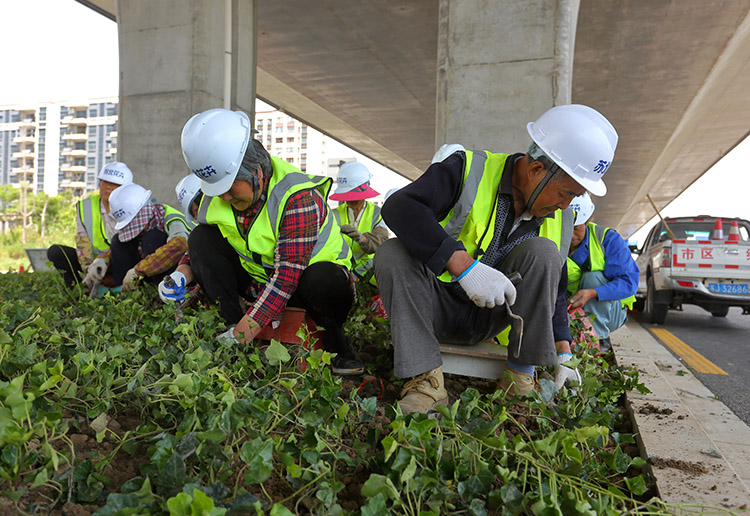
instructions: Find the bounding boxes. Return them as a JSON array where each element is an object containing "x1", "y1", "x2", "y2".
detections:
[{"x1": 633, "y1": 216, "x2": 750, "y2": 324}]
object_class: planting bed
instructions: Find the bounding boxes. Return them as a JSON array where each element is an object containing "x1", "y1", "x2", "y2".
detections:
[{"x1": 0, "y1": 272, "x2": 712, "y2": 515}]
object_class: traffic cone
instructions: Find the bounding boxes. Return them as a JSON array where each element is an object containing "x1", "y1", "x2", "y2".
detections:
[
  {"x1": 728, "y1": 220, "x2": 741, "y2": 241},
  {"x1": 712, "y1": 217, "x2": 724, "y2": 239}
]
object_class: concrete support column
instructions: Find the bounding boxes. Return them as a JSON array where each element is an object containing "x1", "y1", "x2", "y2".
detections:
[
  {"x1": 116, "y1": 0, "x2": 257, "y2": 203},
  {"x1": 436, "y1": 0, "x2": 579, "y2": 154}
]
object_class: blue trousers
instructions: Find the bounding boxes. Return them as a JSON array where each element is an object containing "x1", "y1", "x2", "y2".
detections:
[{"x1": 579, "y1": 270, "x2": 628, "y2": 340}]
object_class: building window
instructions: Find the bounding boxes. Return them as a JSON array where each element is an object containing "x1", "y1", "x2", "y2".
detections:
[
  {"x1": 89, "y1": 127, "x2": 97, "y2": 136},
  {"x1": 39, "y1": 108, "x2": 46, "y2": 121},
  {"x1": 89, "y1": 108, "x2": 97, "y2": 117},
  {"x1": 287, "y1": 137, "x2": 294, "y2": 142},
  {"x1": 286, "y1": 157, "x2": 294, "y2": 163},
  {"x1": 286, "y1": 147, "x2": 294, "y2": 153},
  {"x1": 88, "y1": 141, "x2": 96, "y2": 150},
  {"x1": 87, "y1": 157, "x2": 96, "y2": 166},
  {"x1": 275, "y1": 138, "x2": 283, "y2": 144},
  {"x1": 275, "y1": 126, "x2": 283, "y2": 133},
  {"x1": 106, "y1": 124, "x2": 116, "y2": 134},
  {"x1": 106, "y1": 106, "x2": 116, "y2": 116}
]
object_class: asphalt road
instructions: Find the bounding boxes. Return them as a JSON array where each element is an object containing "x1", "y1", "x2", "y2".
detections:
[{"x1": 631, "y1": 305, "x2": 750, "y2": 426}]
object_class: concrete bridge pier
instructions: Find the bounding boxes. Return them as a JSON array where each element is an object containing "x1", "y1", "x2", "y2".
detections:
[
  {"x1": 436, "y1": 0, "x2": 579, "y2": 155},
  {"x1": 116, "y1": 0, "x2": 258, "y2": 203}
]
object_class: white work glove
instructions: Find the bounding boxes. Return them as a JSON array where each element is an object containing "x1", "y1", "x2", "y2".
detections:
[
  {"x1": 554, "y1": 353, "x2": 582, "y2": 392},
  {"x1": 340, "y1": 224, "x2": 364, "y2": 243},
  {"x1": 216, "y1": 327, "x2": 238, "y2": 344},
  {"x1": 122, "y1": 268, "x2": 141, "y2": 291},
  {"x1": 81, "y1": 257, "x2": 107, "y2": 293},
  {"x1": 458, "y1": 260, "x2": 517, "y2": 308},
  {"x1": 158, "y1": 271, "x2": 188, "y2": 303}
]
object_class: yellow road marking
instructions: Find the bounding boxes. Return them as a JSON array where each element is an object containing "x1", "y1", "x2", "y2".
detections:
[{"x1": 649, "y1": 328, "x2": 728, "y2": 375}]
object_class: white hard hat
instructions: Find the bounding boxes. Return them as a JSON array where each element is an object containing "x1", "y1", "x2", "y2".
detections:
[
  {"x1": 527, "y1": 104, "x2": 617, "y2": 197},
  {"x1": 329, "y1": 161, "x2": 379, "y2": 201},
  {"x1": 98, "y1": 162, "x2": 133, "y2": 185},
  {"x1": 110, "y1": 183, "x2": 152, "y2": 230},
  {"x1": 181, "y1": 108, "x2": 252, "y2": 197},
  {"x1": 570, "y1": 192, "x2": 595, "y2": 225},
  {"x1": 432, "y1": 143, "x2": 465, "y2": 164},
  {"x1": 175, "y1": 174, "x2": 202, "y2": 221},
  {"x1": 384, "y1": 187, "x2": 400, "y2": 202}
]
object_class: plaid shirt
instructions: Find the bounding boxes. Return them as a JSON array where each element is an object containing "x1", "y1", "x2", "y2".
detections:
[
  {"x1": 118, "y1": 204, "x2": 165, "y2": 243},
  {"x1": 245, "y1": 189, "x2": 325, "y2": 326},
  {"x1": 177, "y1": 189, "x2": 326, "y2": 327}
]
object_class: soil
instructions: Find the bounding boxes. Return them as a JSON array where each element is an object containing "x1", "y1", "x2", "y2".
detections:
[{"x1": 648, "y1": 456, "x2": 709, "y2": 475}]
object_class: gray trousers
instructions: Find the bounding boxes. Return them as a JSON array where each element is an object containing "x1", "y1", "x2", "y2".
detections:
[
  {"x1": 374, "y1": 238, "x2": 562, "y2": 378},
  {"x1": 579, "y1": 270, "x2": 628, "y2": 340}
]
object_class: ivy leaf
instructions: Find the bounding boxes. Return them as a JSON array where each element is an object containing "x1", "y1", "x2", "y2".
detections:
[
  {"x1": 269, "y1": 503, "x2": 294, "y2": 516},
  {"x1": 265, "y1": 341, "x2": 291, "y2": 366},
  {"x1": 240, "y1": 437, "x2": 273, "y2": 484},
  {"x1": 361, "y1": 474, "x2": 397, "y2": 500},
  {"x1": 381, "y1": 435, "x2": 398, "y2": 462},
  {"x1": 624, "y1": 474, "x2": 648, "y2": 496},
  {"x1": 360, "y1": 493, "x2": 388, "y2": 516},
  {"x1": 400, "y1": 456, "x2": 417, "y2": 484}
]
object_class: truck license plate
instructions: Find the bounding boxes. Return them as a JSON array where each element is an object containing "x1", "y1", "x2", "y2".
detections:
[{"x1": 708, "y1": 283, "x2": 749, "y2": 295}]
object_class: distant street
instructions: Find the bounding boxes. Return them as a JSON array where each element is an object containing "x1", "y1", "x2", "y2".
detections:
[{"x1": 631, "y1": 305, "x2": 750, "y2": 426}]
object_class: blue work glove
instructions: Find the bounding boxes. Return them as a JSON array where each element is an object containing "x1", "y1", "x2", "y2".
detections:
[{"x1": 158, "y1": 271, "x2": 187, "y2": 303}]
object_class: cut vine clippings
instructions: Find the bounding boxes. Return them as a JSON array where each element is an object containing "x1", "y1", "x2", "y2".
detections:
[{"x1": 0, "y1": 271, "x2": 736, "y2": 515}]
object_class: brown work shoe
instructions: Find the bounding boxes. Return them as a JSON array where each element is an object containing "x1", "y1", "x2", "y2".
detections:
[
  {"x1": 498, "y1": 367, "x2": 537, "y2": 397},
  {"x1": 398, "y1": 366, "x2": 449, "y2": 415}
]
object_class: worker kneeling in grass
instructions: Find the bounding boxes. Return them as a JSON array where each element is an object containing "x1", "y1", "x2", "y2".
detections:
[
  {"x1": 177, "y1": 108, "x2": 364, "y2": 375},
  {"x1": 47, "y1": 162, "x2": 132, "y2": 289},
  {"x1": 374, "y1": 104, "x2": 618, "y2": 414},
  {"x1": 567, "y1": 193, "x2": 639, "y2": 352},
  {"x1": 330, "y1": 161, "x2": 390, "y2": 286},
  {"x1": 102, "y1": 182, "x2": 191, "y2": 292}
]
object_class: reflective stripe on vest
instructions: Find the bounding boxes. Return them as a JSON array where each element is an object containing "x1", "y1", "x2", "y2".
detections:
[
  {"x1": 538, "y1": 207, "x2": 575, "y2": 263},
  {"x1": 334, "y1": 202, "x2": 382, "y2": 276},
  {"x1": 77, "y1": 194, "x2": 110, "y2": 255},
  {"x1": 567, "y1": 222, "x2": 636, "y2": 309},
  {"x1": 164, "y1": 205, "x2": 196, "y2": 233},
  {"x1": 197, "y1": 157, "x2": 351, "y2": 282}
]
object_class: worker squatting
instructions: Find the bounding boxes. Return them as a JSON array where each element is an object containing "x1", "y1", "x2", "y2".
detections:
[{"x1": 47, "y1": 104, "x2": 639, "y2": 414}]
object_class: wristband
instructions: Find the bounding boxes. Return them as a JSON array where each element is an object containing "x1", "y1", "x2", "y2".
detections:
[{"x1": 456, "y1": 260, "x2": 479, "y2": 281}]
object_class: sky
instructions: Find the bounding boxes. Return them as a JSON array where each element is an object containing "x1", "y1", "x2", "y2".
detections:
[{"x1": 1, "y1": 0, "x2": 747, "y2": 240}]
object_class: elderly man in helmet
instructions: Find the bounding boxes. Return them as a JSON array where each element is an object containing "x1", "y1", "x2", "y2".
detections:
[
  {"x1": 178, "y1": 108, "x2": 363, "y2": 375},
  {"x1": 47, "y1": 162, "x2": 133, "y2": 288},
  {"x1": 375, "y1": 104, "x2": 618, "y2": 414},
  {"x1": 330, "y1": 161, "x2": 390, "y2": 285},
  {"x1": 567, "y1": 193, "x2": 639, "y2": 352},
  {"x1": 95, "y1": 182, "x2": 192, "y2": 293}
]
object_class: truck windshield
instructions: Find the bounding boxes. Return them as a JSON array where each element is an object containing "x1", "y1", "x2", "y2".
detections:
[{"x1": 658, "y1": 221, "x2": 749, "y2": 242}]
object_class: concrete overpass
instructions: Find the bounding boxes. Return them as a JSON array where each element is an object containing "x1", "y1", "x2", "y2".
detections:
[{"x1": 78, "y1": 0, "x2": 750, "y2": 236}]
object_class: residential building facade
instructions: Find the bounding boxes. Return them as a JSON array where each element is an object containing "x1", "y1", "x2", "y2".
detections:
[{"x1": 0, "y1": 97, "x2": 117, "y2": 197}]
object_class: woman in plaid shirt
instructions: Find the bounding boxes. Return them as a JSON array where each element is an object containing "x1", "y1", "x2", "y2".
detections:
[{"x1": 173, "y1": 108, "x2": 363, "y2": 375}]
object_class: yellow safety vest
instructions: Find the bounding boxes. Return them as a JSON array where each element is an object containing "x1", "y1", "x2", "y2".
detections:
[
  {"x1": 197, "y1": 156, "x2": 351, "y2": 283},
  {"x1": 333, "y1": 201, "x2": 382, "y2": 278},
  {"x1": 77, "y1": 194, "x2": 110, "y2": 255},
  {"x1": 164, "y1": 205, "x2": 197, "y2": 233},
  {"x1": 567, "y1": 222, "x2": 636, "y2": 309}
]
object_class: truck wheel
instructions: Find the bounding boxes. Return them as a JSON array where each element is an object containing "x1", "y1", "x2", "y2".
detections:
[
  {"x1": 645, "y1": 276, "x2": 668, "y2": 324},
  {"x1": 711, "y1": 306, "x2": 729, "y2": 317}
]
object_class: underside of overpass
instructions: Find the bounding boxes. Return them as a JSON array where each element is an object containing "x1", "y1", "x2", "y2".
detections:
[{"x1": 78, "y1": 0, "x2": 750, "y2": 236}]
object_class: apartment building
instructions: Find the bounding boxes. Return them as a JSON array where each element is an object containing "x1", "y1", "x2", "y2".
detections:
[
  {"x1": 253, "y1": 107, "x2": 330, "y2": 177},
  {"x1": 0, "y1": 97, "x2": 117, "y2": 197}
]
